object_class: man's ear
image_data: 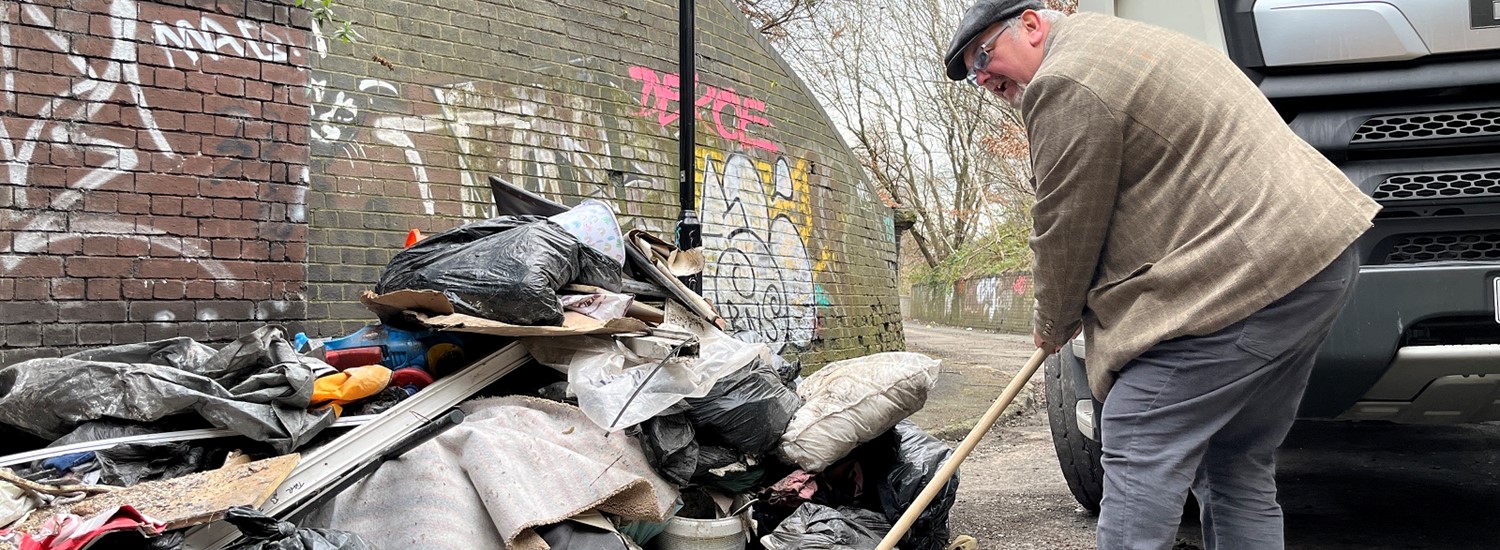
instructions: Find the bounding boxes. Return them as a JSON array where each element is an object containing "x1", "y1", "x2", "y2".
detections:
[{"x1": 1023, "y1": 11, "x2": 1046, "y2": 47}]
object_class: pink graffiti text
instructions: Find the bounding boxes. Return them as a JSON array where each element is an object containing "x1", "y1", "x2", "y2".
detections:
[{"x1": 627, "y1": 67, "x2": 778, "y2": 153}]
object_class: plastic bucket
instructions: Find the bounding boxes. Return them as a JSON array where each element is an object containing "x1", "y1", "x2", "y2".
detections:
[{"x1": 653, "y1": 515, "x2": 746, "y2": 550}]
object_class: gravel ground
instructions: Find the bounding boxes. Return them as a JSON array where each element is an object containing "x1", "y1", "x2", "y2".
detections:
[
  {"x1": 903, "y1": 321, "x2": 1500, "y2": 550},
  {"x1": 904, "y1": 322, "x2": 1102, "y2": 549}
]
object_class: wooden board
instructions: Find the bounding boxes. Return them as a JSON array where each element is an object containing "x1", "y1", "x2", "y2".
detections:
[{"x1": 15, "y1": 454, "x2": 299, "y2": 533}]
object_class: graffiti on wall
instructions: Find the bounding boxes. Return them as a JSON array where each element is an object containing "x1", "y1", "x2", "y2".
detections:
[
  {"x1": 151, "y1": 13, "x2": 305, "y2": 68},
  {"x1": 301, "y1": 48, "x2": 835, "y2": 350},
  {"x1": 699, "y1": 151, "x2": 821, "y2": 352},
  {"x1": 308, "y1": 75, "x2": 448, "y2": 216},
  {"x1": 911, "y1": 274, "x2": 1033, "y2": 333},
  {"x1": 622, "y1": 65, "x2": 830, "y2": 351},
  {"x1": 5, "y1": 3, "x2": 205, "y2": 278},
  {"x1": 304, "y1": 65, "x2": 675, "y2": 229},
  {"x1": 1, "y1": 1, "x2": 308, "y2": 322},
  {"x1": 628, "y1": 67, "x2": 778, "y2": 154},
  {"x1": 970, "y1": 274, "x2": 1031, "y2": 322}
]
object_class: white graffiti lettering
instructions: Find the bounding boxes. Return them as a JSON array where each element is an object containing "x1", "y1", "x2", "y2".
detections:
[
  {"x1": 701, "y1": 153, "x2": 816, "y2": 352},
  {"x1": 151, "y1": 15, "x2": 298, "y2": 68}
]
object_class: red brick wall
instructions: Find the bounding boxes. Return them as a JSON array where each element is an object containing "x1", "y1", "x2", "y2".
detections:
[{"x1": 1, "y1": 0, "x2": 311, "y2": 364}]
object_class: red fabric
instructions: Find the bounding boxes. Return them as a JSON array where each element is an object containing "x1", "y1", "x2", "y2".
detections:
[
  {"x1": 1, "y1": 505, "x2": 165, "y2": 550},
  {"x1": 768, "y1": 470, "x2": 819, "y2": 506}
]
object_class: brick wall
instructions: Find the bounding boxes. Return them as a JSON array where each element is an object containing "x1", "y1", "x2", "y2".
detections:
[
  {"x1": 2, "y1": 0, "x2": 903, "y2": 368},
  {"x1": 302, "y1": 0, "x2": 904, "y2": 365},
  {"x1": 909, "y1": 274, "x2": 1036, "y2": 335},
  {"x1": 1, "y1": 0, "x2": 311, "y2": 366}
]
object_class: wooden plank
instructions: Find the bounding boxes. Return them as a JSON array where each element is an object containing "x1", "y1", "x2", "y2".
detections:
[{"x1": 14, "y1": 454, "x2": 299, "y2": 533}]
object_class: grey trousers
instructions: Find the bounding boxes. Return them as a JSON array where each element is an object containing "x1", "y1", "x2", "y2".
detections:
[{"x1": 1095, "y1": 246, "x2": 1358, "y2": 550}]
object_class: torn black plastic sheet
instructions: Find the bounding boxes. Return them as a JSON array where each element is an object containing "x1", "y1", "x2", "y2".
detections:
[{"x1": 0, "y1": 326, "x2": 335, "y2": 454}]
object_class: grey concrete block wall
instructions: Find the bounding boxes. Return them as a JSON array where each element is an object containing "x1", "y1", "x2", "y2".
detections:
[{"x1": 909, "y1": 274, "x2": 1036, "y2": 335}]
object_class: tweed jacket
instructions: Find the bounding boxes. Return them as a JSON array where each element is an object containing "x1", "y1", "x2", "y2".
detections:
[{"x1": 1022, "y1": 13, "x2": 1380, "y2": 399}]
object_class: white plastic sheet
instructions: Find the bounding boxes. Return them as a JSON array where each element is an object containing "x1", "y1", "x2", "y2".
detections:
[
  {"x1": 523, "y1": 328, "x2": 763, "y2": 431},
  {"x1": 0, "y1": 481, "x2": 32, "y2": 529}
]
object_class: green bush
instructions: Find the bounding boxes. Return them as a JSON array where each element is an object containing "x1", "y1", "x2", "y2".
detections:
[{"x1": 906, "y1": 222, "x2": 1032, "y2": 286}]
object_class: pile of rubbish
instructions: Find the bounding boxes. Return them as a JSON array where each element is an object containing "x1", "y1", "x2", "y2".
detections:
[{"x1": 0, "y1": 181, "x2": 958, "y2": 550}]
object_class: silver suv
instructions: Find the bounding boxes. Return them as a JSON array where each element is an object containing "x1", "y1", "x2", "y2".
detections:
[{"x1": 1050, "y1": 0, "x2": 1500, "y2": 512}]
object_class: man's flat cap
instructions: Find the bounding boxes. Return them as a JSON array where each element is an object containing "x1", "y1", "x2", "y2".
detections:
[{"x1": 943, "y1": 0, "x2": 1045, "y2": 81}]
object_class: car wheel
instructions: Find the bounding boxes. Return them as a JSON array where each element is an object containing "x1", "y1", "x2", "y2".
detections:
[
  {"x1": 1043, "y1": 347, "x2": 1202, "y2": 521},
  {"x1": 1044, "y1": 346, "x2": 1105, "y2": 514}
]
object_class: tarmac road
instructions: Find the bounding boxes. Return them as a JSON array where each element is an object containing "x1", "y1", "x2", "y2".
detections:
[{"x1": 902, "y1": 321, "x2": 1500, "y2": 550}]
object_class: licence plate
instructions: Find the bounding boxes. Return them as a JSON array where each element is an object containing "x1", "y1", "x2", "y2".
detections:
[{"x1": 1495, "y1": 277, "x2": 1500, "y2": 323}]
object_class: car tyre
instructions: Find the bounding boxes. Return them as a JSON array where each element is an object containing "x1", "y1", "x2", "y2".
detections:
[{"x1": 1044, "y1": 347, "x2": 1105, "y2": 514}]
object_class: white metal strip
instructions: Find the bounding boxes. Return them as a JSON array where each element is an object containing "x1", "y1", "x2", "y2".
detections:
[{"x1": 0, "y1": 416, "x2": 378, "y2": 469}]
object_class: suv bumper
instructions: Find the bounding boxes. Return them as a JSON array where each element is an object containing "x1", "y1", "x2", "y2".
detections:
[
  {"x1": 1063, "y1": 264, "x2": 1498, "y2": 425},
  {"x1": 1338, "y1": 344, "x2": 1500, "y2": 423},
  {"x1": 1302, "y1": 262, "x2": 1500, "y2": 419}
]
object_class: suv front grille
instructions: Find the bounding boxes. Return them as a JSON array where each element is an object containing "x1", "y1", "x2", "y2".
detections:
[
  {"x1": 1373, "y1": 170, "x2": 1500, "y2": 202},
  {"x1": 1352, "y1": 108, "x2": 1500, "y2": 144},
  {"x1": 1385, "y1": 232, "x2": 1500, "y2": 264}
]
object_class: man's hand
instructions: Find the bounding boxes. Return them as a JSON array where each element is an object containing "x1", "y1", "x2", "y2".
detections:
[
  {"x1": 1034, "y1": 331, "x2": 1064, "y2": 355},
  {"x1": 1034, "y1": 327, "x2": 1082, "y2": 356}
]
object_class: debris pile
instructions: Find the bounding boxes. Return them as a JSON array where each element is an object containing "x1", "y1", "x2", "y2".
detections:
[{"x1": 0, "y1": 183, "x2": 954, "y2": 550}]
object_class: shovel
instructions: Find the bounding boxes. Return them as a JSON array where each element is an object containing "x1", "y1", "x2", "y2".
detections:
[{"x1": 875, "y1": 347, "x2": 1051, "y2": 550}]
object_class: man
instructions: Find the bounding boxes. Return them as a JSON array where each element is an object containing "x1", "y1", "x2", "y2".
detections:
[{"x1": 942, "y1": 2, "x2": 1380, "y2": 549}]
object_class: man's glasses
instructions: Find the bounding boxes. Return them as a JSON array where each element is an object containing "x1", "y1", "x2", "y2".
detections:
[{"x1": 965, "y1": 25, "x2": 1011, "y2": 87}]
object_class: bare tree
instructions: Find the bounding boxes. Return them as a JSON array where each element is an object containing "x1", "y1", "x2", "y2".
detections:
[
  {"x1": 776, "y1": 0, "x2": 1037, "y2": 270},
  {"x1": 733, "y1": 0, "x2": 823, "y2": 41}
]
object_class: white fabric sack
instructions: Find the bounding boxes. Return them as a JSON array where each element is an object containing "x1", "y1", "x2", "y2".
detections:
[{"x1": 778, "y1": 352, "x2": 942, "y2": 472}]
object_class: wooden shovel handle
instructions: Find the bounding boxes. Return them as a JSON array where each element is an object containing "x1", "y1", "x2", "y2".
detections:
[{"x1": 876, "y1": 347, "x2": 1051, "y2": 550}]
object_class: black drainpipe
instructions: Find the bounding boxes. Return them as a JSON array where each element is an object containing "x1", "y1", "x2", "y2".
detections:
[{"x1": 676, "y1": 0, "x2": 703, "y2": 293}]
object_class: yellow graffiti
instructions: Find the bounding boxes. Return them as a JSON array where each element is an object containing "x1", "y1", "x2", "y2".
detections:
[{"x1": 695, "y1": 147, "x2": 831, "y2": 273}]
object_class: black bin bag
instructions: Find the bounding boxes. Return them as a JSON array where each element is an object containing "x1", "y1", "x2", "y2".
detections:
[
  {"x1": 630, "y1": 400, "x2": 698, "y2": 486},
  {"x1": 224, "y1": 507, "x2": 373, "y2": 550},
  {"x1": 685, "y1": 359, "x2": 802, "y2": 455},
  {"x1": 375, "y1": 215, "x2": 622, "y2": 326},
  {"x1": 760, "y1": 503, "x2": 884, "y2": 550},
  {"x1": 878, "y1": 420, "x2": 958, "y2": 550}
]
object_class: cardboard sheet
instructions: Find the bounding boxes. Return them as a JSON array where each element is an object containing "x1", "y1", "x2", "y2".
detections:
[
  {"x1": 360, "y1": 290, "x2": 649, "y2": 337},
  {"x1": 13, "y1": 454, "x2": 299, "y2": 533}
]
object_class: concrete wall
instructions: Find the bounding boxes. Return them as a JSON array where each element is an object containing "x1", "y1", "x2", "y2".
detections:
[
  {"x1": 1, "y1": 0, "x2": 903, "y2": 367},
  {"x1": 908, "y1": 273, "x2": 1035, "y2": 335}
]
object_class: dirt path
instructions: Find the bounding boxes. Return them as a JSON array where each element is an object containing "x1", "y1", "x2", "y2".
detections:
[
  {"x1": 903, "y1": 322, "x2": 1099, "y2": 549},
  {"x1": 903, "y1": 321, "x2": 1500, "y2": 550}
]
